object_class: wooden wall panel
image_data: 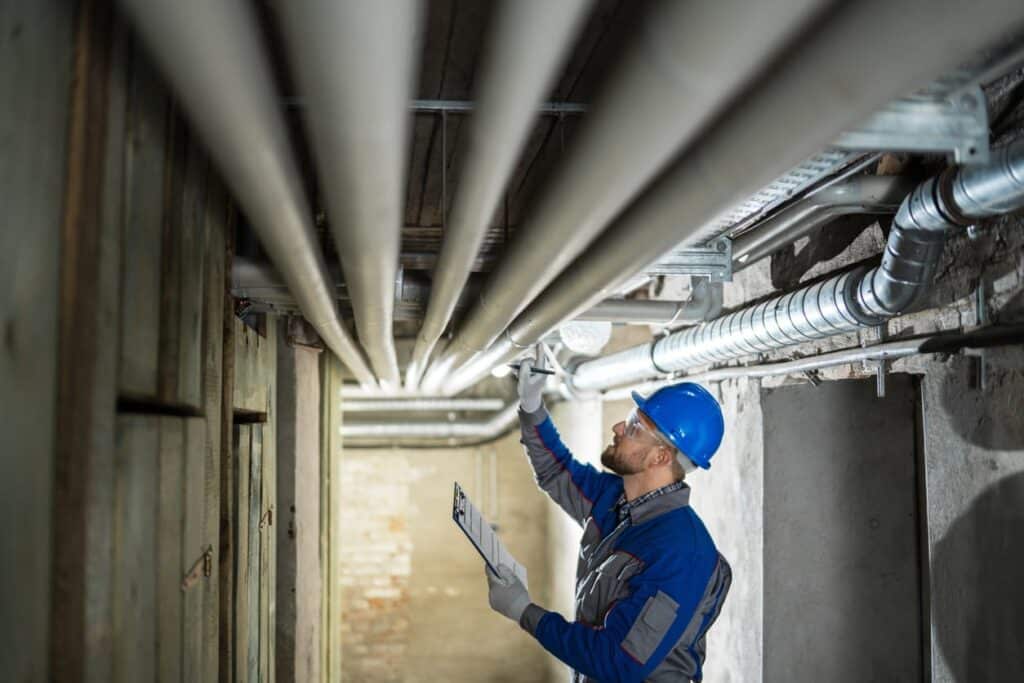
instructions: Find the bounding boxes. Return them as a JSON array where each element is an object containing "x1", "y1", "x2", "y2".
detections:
[
  {"x1": 113, "y1": 416, "x2": 159, "y2": 682},
  {"x1": 233, "y1": 316, "x2": 276, "y2": 415},
  {"x1": 118, "y1": 42, "x2": 168, "y2": 399},
  {"x1": 156, "y1": 417, "x2": 185, "y2": 683},
  {"x1": 183, "y1": 418, "x2": 208, "y2": 680},
  {"x1": 234, "y1": 424, "x2": 252, "y2": 681},
  {"x1": 0, "y1": 0, "x2": 75, "y2": 679}
]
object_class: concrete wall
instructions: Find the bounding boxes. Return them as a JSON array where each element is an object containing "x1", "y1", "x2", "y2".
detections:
[
  {"x1": 762, "y1": 377, "x2": 922, "y2": 682},
  {"x1": 339, "y1": 431, "x2": 553, "y2": 682},
  {"x1": 546, "y1": 398, "x2": 605, "y2": 681},
  {"x1": 922, "y1": 354, "x2": 1024, "y2": 683}
]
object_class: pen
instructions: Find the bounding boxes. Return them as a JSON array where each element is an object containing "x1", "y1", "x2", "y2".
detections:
[{"x1": 508, "y1": 363, "x2": 555, "y2": 376}]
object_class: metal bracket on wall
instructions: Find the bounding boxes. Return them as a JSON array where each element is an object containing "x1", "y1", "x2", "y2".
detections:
[
  {"x1": 834, "y1": 85, "x2": 990, "y2": 165},
  {"x1": 647, "y1": 237, "x2": 733, "y2": 282}
]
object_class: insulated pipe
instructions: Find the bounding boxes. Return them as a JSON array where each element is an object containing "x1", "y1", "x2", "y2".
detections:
[
  {"x1": 731, "y1": 175, "x2": 918, "y2": 269},
  {"x1": 275, "y1": 1, "x2": 422, "y2": 389},
  {"x1": 572, "y1": 139, "x2": 1024, "y2": 391},
  {"x1": 437, "y1": 0, "x2": 1024, "y2": 397},
  {"x1": 404, "y1": 0, "x2": 594, "y2": 389},
  {"x1": 343, "y1": 398, "x2": 506, "y2": 413},
  {"x1": 117, "y1": 0, "x2": 375, "y2": 386},
  {"x1": 575, "y1": 280, "x2": 723, "y2": 325},
  {"x1": 419, "y1": 0, "x2": 838, "y2": 391},
  {"x1": 341, "y1": 402, "x2": 520, "y2": 440},
  {"x1": 444, "y1": 276, "x2": 722, "y2": 395}
]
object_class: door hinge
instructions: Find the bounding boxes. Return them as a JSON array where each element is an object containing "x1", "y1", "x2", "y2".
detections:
[
  {"x1": 181, "y1": 545, "x2": 213, "y2": 592},
  {"x1": 259, "y1": 505, "x2": 274, "y2": 530}
]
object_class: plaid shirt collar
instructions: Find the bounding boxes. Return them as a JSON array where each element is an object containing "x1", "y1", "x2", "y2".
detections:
[{"x1": 616, "y1": 479, "x2": 689, "y2": 525}]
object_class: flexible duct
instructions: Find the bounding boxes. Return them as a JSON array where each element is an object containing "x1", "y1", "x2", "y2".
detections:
[
  {"x1": 437, "y1": 0, "x2": 1024, "y2": 397},
  {"x1": 419, "y1": 0, "x2": 838, "y2": 391},
  {"x1": 572, "y1": 139, "x2": 1024, "y2": 391},
  {"x1": 275, "y1": 1, "x2": 422, "y2": 389},
  {"x1": 117, "y1": 0, "x2": 375, "y2": 386},
  {"x1": 404, "y1": 0, "x2": 594, "y2": 389},
  {"x1": 731, "y1": 175, "x2": 917, "y2": 269}
]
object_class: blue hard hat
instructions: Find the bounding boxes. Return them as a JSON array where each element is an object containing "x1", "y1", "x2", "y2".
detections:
[{"x1": 631, "y1": 382, "x2": 724, "y2": 469}]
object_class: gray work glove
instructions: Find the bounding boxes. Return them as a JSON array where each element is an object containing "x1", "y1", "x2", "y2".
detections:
[
  {"x1": 516, "y1": 346, "x2": 547, "y2": 413},
  {"x1": 485, "y1": 565, "x2": 532, "y2": 624}
]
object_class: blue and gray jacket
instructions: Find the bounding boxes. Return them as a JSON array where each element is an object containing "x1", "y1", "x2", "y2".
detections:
[{"x1": 518, "y1": 405, "x2": 731, "y2": 683}]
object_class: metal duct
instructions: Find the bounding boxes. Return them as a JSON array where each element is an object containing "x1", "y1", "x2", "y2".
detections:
[
  {"x1": 419, "y1": 0, "x2": 838, "y2": 391},
  {"x1": 438, "y1": 0, "x2": 1024, "y2": 397},
  {"x1": 731, "y1": 175, "x2": 917, "y2": 269},
  {"x1": 343, "y1": 398, "x2": 506, "y2": 413},
  {"x1": 572, "y1": 139, "x2": 1024, "y2": 391},
  {"x1": 341, "y1": 402, "x2": 520, "y2": 440},
  {"x1": 404, "y1": 0, "x2": 594, "y2": 389},
  {"x1": 275, "y1": 1, "x2": 422, "y2": 389},
  {"x1": 117, "y1": 0, "x2": 375, "y2": 386}
]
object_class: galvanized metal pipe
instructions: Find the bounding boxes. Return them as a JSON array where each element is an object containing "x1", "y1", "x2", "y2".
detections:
[
  {"x1": 117, "y1": 0, "x2": 375, "y2": 385},
  {"x1": 405, "y1": 0, "x2": 594, "y2": 389},
  {"x1": 731, "y1": 175, "x2": 917, "y2": 269},
  {"x1": 420, "y1": 0, "x2": 838, "y2": 392},
  {"x1": 573, "y1": 139, "x2": 1024, "y2": 391},
  {"x1": 275, "y1": 1, "x2": 423, "y2": 389},
  {"x1": 438, "y1": 0, "x2": 1024, "y2": 397}
]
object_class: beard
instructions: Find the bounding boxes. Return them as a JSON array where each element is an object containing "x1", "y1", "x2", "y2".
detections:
[{"x1": 601, "y1": 443, "x2": 643, "y2": 475}]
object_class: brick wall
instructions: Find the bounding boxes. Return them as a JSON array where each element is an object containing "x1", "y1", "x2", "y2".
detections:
[{"x1": 339, "y1": 432, "x2": 553, "y2": 682}]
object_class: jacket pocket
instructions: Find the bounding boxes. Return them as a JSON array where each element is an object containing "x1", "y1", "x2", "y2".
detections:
[{"x1": 621, "y1": 590, "x2": 678, "y2": 665}]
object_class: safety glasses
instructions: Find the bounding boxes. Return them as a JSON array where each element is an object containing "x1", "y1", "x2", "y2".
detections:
[{"x1": 625, "y1": 409, "x2": 669, "y2": 446}]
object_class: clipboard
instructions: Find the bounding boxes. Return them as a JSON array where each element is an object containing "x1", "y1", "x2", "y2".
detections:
[{"x1": 452, "y1": 481, "x2": 528, "y2": 588}]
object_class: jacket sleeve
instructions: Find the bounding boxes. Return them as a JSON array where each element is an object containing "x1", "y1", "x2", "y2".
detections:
[
  {"x1": 524, "y1": 562, "x2": 696, "y2": 683},
  {"x1": 519, "y1": 403, "x2": 616, "y2": 526}
]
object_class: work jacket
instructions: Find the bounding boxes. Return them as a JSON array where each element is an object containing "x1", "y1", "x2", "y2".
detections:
[{"x1": 518, "y1": 405, "x2": 731, "y2": 683}]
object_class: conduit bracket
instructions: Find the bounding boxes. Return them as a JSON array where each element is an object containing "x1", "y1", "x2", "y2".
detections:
[
  {"x1": 647, "y1": 237, "x2": 733, "y2": 282},
  {"x1": 835, "y1": 85, "x2": 990, "y2": 165}
]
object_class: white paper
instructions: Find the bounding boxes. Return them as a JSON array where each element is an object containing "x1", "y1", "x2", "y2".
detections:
[{"x1": 452, "y1": 481, "x2": 528, "y2": 588}]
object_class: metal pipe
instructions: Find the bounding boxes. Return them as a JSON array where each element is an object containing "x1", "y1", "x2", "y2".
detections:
[
  {"x1": 419, "y1": 0, "x2": 838, "y2": 391},
  {"x1": 275, "y1": 1, "x2": 423, "y2": 389},
  {"x1": 405, "y1": 0, "x2": 594, "y2": 389},
  {"x1": 731, "y1": 175, "x2": 917, "y2": 269},
  {"x1": 575, "y1": 280, "x2": 722, "y2": 325},
  {"x1": 117, "y1": 0, "x2": 375, "y2": 386},
  {"x1": 343, "y1": 398, "x2": 506, "y2": 413},
  {"x1": 437, "y1": 0, "x2": 1024, "y2": 397},
  {"x1": 285, "y1": 98, "x2": 589, "y2": 115},
  {"x1": 341, "y1": 402, "x2": 520, "y2": 440},
  {"x1": 603, "y1": 324, "x2": 1024, "y2": 399},
  {"x1": 572, "y1": 139, "x2": 1024, "y2": 391}
]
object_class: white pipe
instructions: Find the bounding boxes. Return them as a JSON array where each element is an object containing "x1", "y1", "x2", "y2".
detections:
[
  {"x1": 117, "y1": 0, "x2": 375, "y2": 386},
  {"x1": 341, "y1": 402, "x2": 520, "y2": 440},
  {"x1": 405, "y1": 0, "x2": 595, "y2": 389},
  {"x1": 275, "y1": 1, "x2": 423, "y2": 389},
  {"x1": 421, "y1": 0, "x2": 838, "y2": 392},
  {"x1": 343, "y1": 398, "x2": 506, "y2": 413}
]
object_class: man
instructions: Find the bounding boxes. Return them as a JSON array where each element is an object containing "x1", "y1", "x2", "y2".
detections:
[{"x1": 485, "y1": 352, "x2": 732, "y2": 682}]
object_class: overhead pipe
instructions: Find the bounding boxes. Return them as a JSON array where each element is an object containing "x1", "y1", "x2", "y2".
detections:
[
  {"x1": 731, "y1": 175, "x2": 918, "y2": 270},
  {"x1": 117, "y1": 0, "x2": 375, "y2": 386},
  {"x1": 574, "y1": 280, "x2": 722, "y2": 326},
  {"x1": 436, "y1": 0, "x2": 1024, "y2": 397},
  {"x1": 405, "y1": 0, "x2": 594, "y2": 389},
  {"x1": 571, "y1": 139, "x2": 1024, "y2": 392},
  {"x1": 419, "y1": 0, "x2": 839, "y2": 392},
  {"x1": 341, "y1": 402, "x2": 520, "y2": 440},
  {"x1": 275, "y1": 1, "x2": 423, "y2": 389},
  {"x1": 343, "y1": 398, "x2": 506, "y2": 413},
  {"x1": 601, "y1": 324, "x2": 1024, "y2": 400}
]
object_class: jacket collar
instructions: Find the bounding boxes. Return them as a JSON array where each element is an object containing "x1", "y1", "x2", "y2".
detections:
[{"x1": 617, "y1": 480, "x2": 690, "y2": 526}]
